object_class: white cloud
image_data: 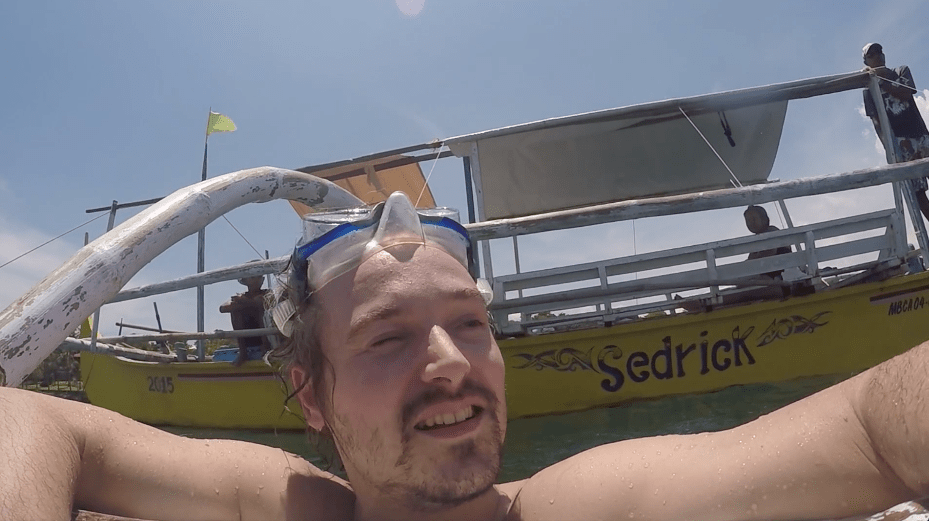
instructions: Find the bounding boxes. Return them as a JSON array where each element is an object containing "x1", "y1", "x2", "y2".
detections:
[
  {"x1": 916, "y1": 89, "x2": 929, "y2": 123},
  {"x1": 0, "y1": 215, "x2": 83, "y2": 311}
]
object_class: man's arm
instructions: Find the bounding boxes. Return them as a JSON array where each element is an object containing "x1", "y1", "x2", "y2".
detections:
[
  {"x1": 0, "y1": 388, "x2": 353, "y2": 521},
  {"x1": 855, "y1": 340, "x2": 929, "y2": 495},
  {"x1": 514, "y1": 341, "x2": 929, "y2": 521}
]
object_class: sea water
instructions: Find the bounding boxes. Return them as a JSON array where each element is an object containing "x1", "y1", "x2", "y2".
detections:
[{"x1": 165, "y1": 374, "x2": 847, "y2": 482}]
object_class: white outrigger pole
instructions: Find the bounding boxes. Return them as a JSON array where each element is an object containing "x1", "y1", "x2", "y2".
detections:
[{"x1": 0, "y1": 167, "x2": 362, "y2": 387}]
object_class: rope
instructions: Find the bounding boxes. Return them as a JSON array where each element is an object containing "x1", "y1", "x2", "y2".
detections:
[
  {"x1": 0, "y1": 212, "x2": 108, "y2": 271},
  {"x1": 415, "y1": 146, "x2": 446, "y2": 207},
  {"x1": 222, "y1": 215, "x2": 264, "y2": 259},
  {"x1": 873, "y1": 72, "x2": 916, "y2": 92},
  {"x1": 679, "y1": 107, "x2": 743, "y2": 188},
  {"x1": 772, "y1": 202, "x2": 786, "y2": 229}
]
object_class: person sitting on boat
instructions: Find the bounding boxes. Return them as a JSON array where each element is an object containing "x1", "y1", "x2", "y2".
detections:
[
  {"x1": 862, "y1": 42, "x2": 929, "y2": 221},
  {"x1": 219, "y1": 273, "x2": 270, "y2": 366},
  {"x1": 743, "y1": 204, "x2": 791, "y2": 279},
  {"x1": 9, "y1": 192, "x2": 929, "y2": 521}
]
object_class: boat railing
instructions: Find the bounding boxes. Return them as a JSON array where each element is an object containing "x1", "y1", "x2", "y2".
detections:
[{"x1": 490, "y1": 208, "x2": 907, "y2": 334}]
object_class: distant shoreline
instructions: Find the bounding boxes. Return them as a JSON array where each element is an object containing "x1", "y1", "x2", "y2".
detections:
[{"x1": 20, "y1": 383, "x2": 88, "y2": 403}]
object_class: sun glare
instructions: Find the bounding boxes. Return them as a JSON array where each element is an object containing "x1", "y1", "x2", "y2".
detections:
[{"x1": 395, "y1": 0, "x2": 425, "y2": 17}]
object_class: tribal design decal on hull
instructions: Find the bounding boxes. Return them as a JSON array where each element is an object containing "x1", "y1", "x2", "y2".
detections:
[
  {"x1": 756, "y1": 312, "x2": 831, "y2": 347},
  {"x1": 510, "y1": 311, "x2": 832, "y2": 392},
  {"x1": 512, "y1": 346, "x2": 618, "y2": 373}
]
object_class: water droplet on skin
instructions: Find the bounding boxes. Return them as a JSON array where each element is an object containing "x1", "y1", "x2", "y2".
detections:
[
  {"x1": 628, "y1": 512, "x2": 635, "y2": 518},
  {"x1": 214, "y1": 488, "x2": 220, "y2": 495},
  {"x1": 549, "y1": 499, "x2": 555, "y2": 505},
  {"x1": 643, "y1": 462, "x2": 649, "y2": 468},
  {"x1": 628, "y1": 483, "x2": 634, "y2": 489}
]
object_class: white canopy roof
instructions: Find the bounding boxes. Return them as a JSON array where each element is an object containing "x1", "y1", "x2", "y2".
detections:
[{"x1": 445, "y1": 71, "x2": 867, "y2": 220}]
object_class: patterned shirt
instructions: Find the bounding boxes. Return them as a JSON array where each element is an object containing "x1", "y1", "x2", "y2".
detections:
[{"x1": 863, "y1": 65, "x2": 929, "y2": 141}]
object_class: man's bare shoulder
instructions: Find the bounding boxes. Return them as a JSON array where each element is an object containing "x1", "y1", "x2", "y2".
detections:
[
  {"x1": 502, "y1": 433, "x2": 705, "y2": 520},
  {"x1": 500, "y1": 373, "x2": 913, "y2": 521}
]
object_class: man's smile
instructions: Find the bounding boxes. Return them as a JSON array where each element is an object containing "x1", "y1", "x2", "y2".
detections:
[{"x1": 415, "y1": 404, "x2": 482, "y2": 431}]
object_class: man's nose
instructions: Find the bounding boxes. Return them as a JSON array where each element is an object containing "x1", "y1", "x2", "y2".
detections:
[{"x1": 422, "y1": 326, "x2": 471, "y2": 390}]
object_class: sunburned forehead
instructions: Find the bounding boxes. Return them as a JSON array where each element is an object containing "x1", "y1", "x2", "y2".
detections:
[{"x1": 313, "y1": 244, "x2": 482, "y2": 346}]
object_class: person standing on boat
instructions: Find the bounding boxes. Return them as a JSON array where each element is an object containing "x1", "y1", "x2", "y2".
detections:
[
  {"x1": 11, "y1": 192, "x2": 929, "y2": 521},
  {"x1": 219, "y1": 274, "x2": 270, "y2": 366},
  {"x1": 862, "y1": 42, "x2": 929, "y2": 220}
]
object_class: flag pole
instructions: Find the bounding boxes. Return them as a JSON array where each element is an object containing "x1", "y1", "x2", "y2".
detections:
[{"x1": 196, "y1": 109, "x2": 211, "y2": 361}]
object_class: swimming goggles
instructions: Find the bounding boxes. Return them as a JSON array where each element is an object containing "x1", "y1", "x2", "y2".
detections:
[{"x1": 270, "y1": 191, "x2": 480, "y2": 337}]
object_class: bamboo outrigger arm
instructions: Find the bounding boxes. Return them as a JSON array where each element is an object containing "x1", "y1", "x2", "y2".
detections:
[{"x1": 0, "y1": 167, "x2": 363, "y2": 387}]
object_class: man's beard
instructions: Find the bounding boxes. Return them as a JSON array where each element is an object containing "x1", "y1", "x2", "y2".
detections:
[{"x1": 329, "y1": 380, "x2": 505, "y2": 510}]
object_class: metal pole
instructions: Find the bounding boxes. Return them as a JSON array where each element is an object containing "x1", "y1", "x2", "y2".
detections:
[
  {"x1": 197, "y1": 113, "x2": 210, "y2": 361},
  {"x1": 462, "y1": 156, "x2": 480, "y2": 279},
  {"x1": 870, "y1": 75, "x2": 929, "y2": 267},
  {"x1": 463, "y1": 156, "x2": 476, "y2": 224},
  {"x1": 776, "y1": 200, "x2": 794, "y2": 228},
  {"x1": 89, "y1": 200, "x2": 119, "y2": 352},
  {"x1": 467, "y1": 144, "x2": 494, "y2": 282}
]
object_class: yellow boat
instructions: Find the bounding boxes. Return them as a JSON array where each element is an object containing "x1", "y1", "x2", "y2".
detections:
[
  {"x1": 503, "y1": 270, "x2": 929, "y2": 418},
  {"x1": 81, "y1": 268, "x2": 929, "y2": 429},
  {"x1": 7, "y1": 69, "x2": 929, "y2": 431}
]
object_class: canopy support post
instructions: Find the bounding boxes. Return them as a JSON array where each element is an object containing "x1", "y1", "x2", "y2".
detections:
[
  {"x1": 870, "y1": 75, "x2": 929, "y2": 269},
  {"x1": 468, "y1": 143, "x2": 494, "y2": 282},
  {"x1": 89, "y1": 200, "x2": 119, "y2": 353}
]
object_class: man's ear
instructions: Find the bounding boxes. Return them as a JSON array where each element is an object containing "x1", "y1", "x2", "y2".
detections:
[{"x1": 290, "y1": 365, "x2": 327, "y2": 432}]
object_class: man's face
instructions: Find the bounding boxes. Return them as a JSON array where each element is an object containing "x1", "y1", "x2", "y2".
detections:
[
  {"x1": 865, "y1": 51, "x2": 886, "y2": 68},
  {"x1": 311, "y1": 245, "x2": 506, "y2": 508},
  {"x1": 744, "y1": 208, "x2": 768, "y2": 234}
]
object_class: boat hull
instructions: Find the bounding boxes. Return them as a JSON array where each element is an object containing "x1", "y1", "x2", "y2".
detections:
[
  {"x1": 82, "y1": 271, "x2": 929, "y2": 429},
  {"x1": 504, "y1": 270, "x2": 929, "y2": 418},
  {"x1": 81, "y1": 354, "x2": 307, "y2": 430}
]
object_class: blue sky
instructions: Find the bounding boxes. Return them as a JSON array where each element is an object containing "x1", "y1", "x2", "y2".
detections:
[{"x1": 2, "y1": 0, "x2": 928, "y2": 337}]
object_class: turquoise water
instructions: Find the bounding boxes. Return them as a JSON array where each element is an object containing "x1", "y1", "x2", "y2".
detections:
[{"x1": 166, "y1": 374, "x2": 848, "y2": 482}]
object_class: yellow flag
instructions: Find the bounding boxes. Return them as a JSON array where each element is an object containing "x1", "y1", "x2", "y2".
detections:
[
  {"x1": 206, "y1": 112, "x2": 236, "y2": 135},
  {"x1": 78, "y1": 316, "x2": 93, "y2": 338}
]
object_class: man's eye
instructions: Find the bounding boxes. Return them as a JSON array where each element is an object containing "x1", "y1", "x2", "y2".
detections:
[
  {"x1": 460, "y1": 317, "x2": 487, "y2": 329},
  {"x1": 369, "y1": 333, "x2": 407, "y2": 350}
]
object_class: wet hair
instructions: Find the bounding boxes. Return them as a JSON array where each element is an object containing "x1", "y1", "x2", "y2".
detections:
[{"x1": 269, "y1": 290, "x2": 342, "y2": 471}]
